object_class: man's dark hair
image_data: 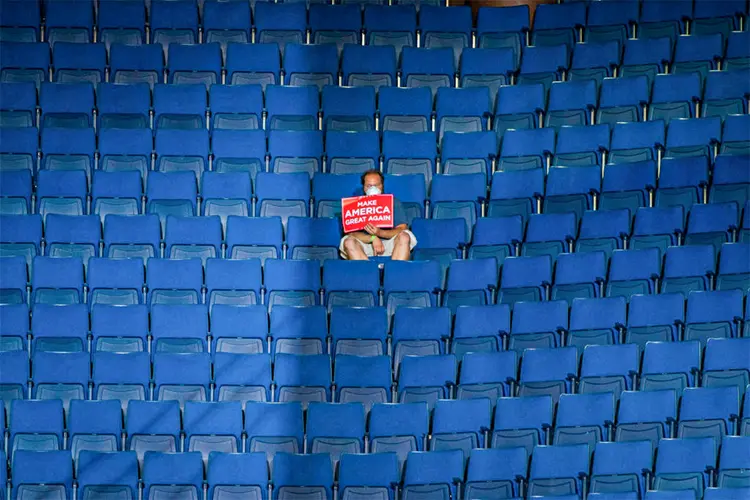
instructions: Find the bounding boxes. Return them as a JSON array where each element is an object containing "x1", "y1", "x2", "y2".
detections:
[{"x1": 360, "y1": 169, "x2": 384, "y2": 187}]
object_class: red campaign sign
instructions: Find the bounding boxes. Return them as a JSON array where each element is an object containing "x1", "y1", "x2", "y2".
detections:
[{"x1": 341, "y1": 194, "x2": 395, "y2": 233}]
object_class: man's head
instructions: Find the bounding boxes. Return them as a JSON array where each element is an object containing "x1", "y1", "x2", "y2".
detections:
[{"x1": 361, "y1": 169, "x2": 384, "y2": 196}]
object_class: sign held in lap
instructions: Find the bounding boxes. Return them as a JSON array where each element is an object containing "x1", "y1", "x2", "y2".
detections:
[{"x1": 341, "y1": 194, "x2": 394, "y2": 233}]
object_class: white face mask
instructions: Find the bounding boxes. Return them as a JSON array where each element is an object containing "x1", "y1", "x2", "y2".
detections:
[{"x1": 365, "y1": 186, "x2": 382, "y2": 196}]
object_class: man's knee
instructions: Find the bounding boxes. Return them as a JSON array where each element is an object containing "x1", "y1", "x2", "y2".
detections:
[
  {"x1": 343, "y1": 236, "x2": 360, "y2": 253},
  {"x1": 395, "y1": 232, "x2": 411, "y2": 247}
]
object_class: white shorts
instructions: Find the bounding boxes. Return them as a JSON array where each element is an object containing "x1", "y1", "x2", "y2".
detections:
[{"x1": 339, "y1": 230, "x2": 418, "y2": 259}]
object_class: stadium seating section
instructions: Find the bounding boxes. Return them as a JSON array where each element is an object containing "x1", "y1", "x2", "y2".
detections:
[{"x1": 1, "y1": 0, "x2": 750, "y2": 496}]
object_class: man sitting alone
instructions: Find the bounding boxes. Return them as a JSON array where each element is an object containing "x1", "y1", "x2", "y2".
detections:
[{"x1": 339, "y1": 169, "x2": 417, "y2": 261}]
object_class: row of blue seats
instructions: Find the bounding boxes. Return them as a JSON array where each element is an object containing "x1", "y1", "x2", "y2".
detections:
[
  {"x1": 3, "y1": 446, "x2": 748, "y2": 500},
  {"x1": 2, "y1": 0, "x2": 747, "y2": 53},
  {"x1": 2, "y1": 349, "x2": 749, "y2": 445}
]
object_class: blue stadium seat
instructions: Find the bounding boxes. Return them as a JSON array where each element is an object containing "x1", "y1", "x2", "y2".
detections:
[
  {"x1": 457, "y1": 350, "x2": 516, "y2": 407},
  {"x1": 312, "y1": 173, "x2": 361, "y2": 218},
  {"x1": 32, "y1": 351, "x2": 88, "y2": 411},
  {"x1": 151, "y1": 304, "x2": 208, "y2": 353},
  {"x1": 98, "y1": 133, "x2": 150, "y2": 200},
  {"x1": 68, "y1": 399, "x2": 121, "y2": 460},
  {"x1": 398, "y1": 354, "x2": 457, "y2": 410},
  {"x1": 326, "y1": 130, "x2": 380, "y2": 175},
  {"x1": 274, "y1": 452, "x2": 333, "y2": 500},
  {"x1": 430, "y1": 173, "x2": 485, "y2": 240},
  {"x1": 383, "y1": 259, "x2": 442, "y2": 315},
  {"x1": 400, "y1": 47, "x2": 455, "y2": 100},
  {"x1": 146, "y1": 258, "x2": 202, "y2": 305},
  {"x1": 580, "y1": 343, "x2": 639, "y2": 397},
  {"x1": 153, "y1": 352, "x2": 211, "y2": 408},
  {"x1": 382, "y1": 132, "x2": 436, "y2": 189},
  {"x1": 125, "y1": 400, "x2": 181, "y2": 462},
  {"x1": 40, "y1": 82, "x2": 94, "y2": 128},
  {"x1": 465, "y1": 448, "x2": 528, "y2": 500},
  {"x1": 678, "y1": 386, "x2": 740, "y2": 443},
  {"x1": 52, "y1": 42, "x2": 105, "y2": 84},
  {"x1": 569, "y1": 40, "x2": 620, "y2": 89},
  {"x1": 552, "y1": 251, "x2": 607, "y2": 304},
  {"x1": 12, "y1": 450, "x2": 72, "y2": 499},
  {"x1": 208, "y1": 452, "x2": 268, "y2": 500},
  {"x1": 244, "y1": 402, "x2": 304, "y2": 463},
  {"x1": 0, "y1": 303, "x2": 28, "y2": 351},
  {"x1": 212, "y1": 130, "x2": 265, "y2": 183},
  {"x1": 378, "y1": 86, "x2": 432, "y2": 133},
  {"x1": 210, "y1": 84, "x2": 263, "y2": 130},
  {"x1": 385, "y1": 173, "x2": 427, "y2": 224},
  {"x1": 522, "y1": 212, "x2": 577, "y2": 261},
  {"x1": 402, "y1": 450, "x2": 464, "y2": 500},
  {"x1": 609, "y1": 119, "x2": 666, "y2": 164},
  {"x1": 31, "y1": 256, "x2": 84, "y2": 304},
  {"x1": 419, "y1": 5, "x2": 471, "y2": 67},
  {"x1": 673, "y1": 33, "x2": 723, "y2": 85},
  {"x1": 284, "y1": 43, "x2": 338, "y2": 91},
  {"x1": 306, "y1": 402, "x2": 365, "y2": 468},
  {"x1": 685, "y1": 289, "x2": 744, "y2": 345},
  {"x1": 532, "y1": 1, "x2": 585, "y2": 49},
  {"x1": 330, "y1": 307, "x2": 387, "y2": 356},
  {"x1": 203, "y1": 1, "x2": 251, "y2": 50},
  {"x1": 363, "y1": 4, "x2": 417, "y2": 58},
  {"x1": 92, "y1": 171, "x2": 143, "y2": 220},
  {"x1": 621, "y1": 37, "x2": 672, "y2": 88},
  {"x1": 452, "y1": 305, "x2": 509, "y2": 357},
  {"x1": 0, "y1": 214, "x2": 41, "y2": 270},
  {"x1": 630, "y1": 206, "x2": 684, "y2": 257},
  {"x1": 0, "y1": 256, "x2": 26, "y2": 306},
  {"x1": 322, "y1": 86, "x2": 375, "y2": 133},
  {"x1": 341, "y1": 44, "x2": 397, "y2": 90},
  {"x1": 143, "y1": 452, "x2": 204, "y2": 500},
  {"x1": 146, "y1": 171, "x2": 198, "y2": 233},
  {"x1": 0, "y1": 0, "x2": 40, "y2": 42},
  {"x1": 392, "y1": 307, "x2": 450, "y2": 368},
  {"x1": 201, "y1": 171, "x2": 252, "y2": 231},
  {"x1": 369, "y1": 402, "x2": 428, "y2": 470},
  {"x1": 546, "y1": 79, "x2": 597, "y2": 129},
  {"x1": 497, "y1": 255, "x2": 552, "y2": 305},
  {"x1": 103, "y1": 214, "x2": 160, "y2": 261},
  {"x1": 184, "y1": 401, "x2": 243, "y2": 463},
  {"x1": 653, "y1": 437, "x2": 717, "y2": 498},
  {"x1": 30, "y1": 303, "x2": 87, "y2": 352},
  {"x1": 638, "y1": 0, "x2": 691, "y2": 43},
  {"x1": 554, "y1": 392, "x2": 615, "y2": 450},
  {"x1": 517, "y1": 44, "x2": 568, "y2": 93},
  {"x1": 491, "y1": 395, "x2": 553, "y2": 457},
  {"x1": 443, "y1": 258, "x2": 498, "y2": 313},
  {"x1": 0, "y1": 170, "x2": 31, "y2": 216},
  {"x1": 150, "y1": 1, "x2": 198, "y2": 53},
  {"x1": 43, "y1": 214, "x2": 99, "y2": 267},
  {"x1": 693, "y1": 0, "x2": 746, "y2": 37},
  {"x1": 153, "y1": 84, "x2": 206, "y2": 130},
  {"x1": 266, "y1": 85, "x2": 319, "y2": 132},
  {"x1": 460, "y1": 48, "x2": 516, "y2": 110},
  {"x1": 94, "y1": 352, "x2": 150, "y2": 411},
  {"x1": 544, "y1": 165, "x2": 600, "y2": 222},
  {"x1": 703, "y1": 337, "x2": 750, "y2": 399},
  {"x1": 742, "y1": 201, "x2": 750, "y2": 243},
  {"x1": 0, "y1": 350, "x2": 27, "y2": 399},
  {"x1": 0, "y1": 126, "x2": 38, "y2": 173},
  {"x1": 264, "y1": 259, "x2": 321, "y2": 309},
  {"x1": 600, "y1": 160, "x2": 656, "y2": 216},
  {"x1": 662, "y1": 244, "x2": 716, "y2": 296},
  {"x1": 269, "y1": 305, "x2": 327, "y2": 356},
  {"x1": 518, "y1": 346, "x2": 577, "y2": 402},
  {"x1": 91, "y1": 304, "x2": 147, "y2": 352},
  {"x1": 10, "y1": 399, "x2": 64, "y2": 453},
  {"x1": 498, "y1": 128, "x2": 555, "y2": 171},
  {"x1": 686, "y1": 203, "x2": 739, "y2": 254},
  {"x1": 225, "y1": 216, "x2": 283, "y2": 262},
  {"x1": 98, "y1": 0, "x2": 144, "y2": 48},
  {"x1": 436, "y1": 88, "x2": 491, "y2": 140},
  {"x1": 0, "y1": 82, "x2": 35, "y2": 128},
  {"x1": 615, "y1": 389, "x2": 677, "y2": 447},
  {"x1": 665, "y1": 117, "x2": 722, "y2": 161},
  {"x1": 225, "y1": 43, "x2": 280, "y2": 88},
  {"x1": 98, "y1": 83, "x2": 150, "y2": 130},
  {"x1": 488, "y1": 168, "x2": 543, "y2": 223},
  {"x1": 309, "y1": 4, "x2": 361, "y2": 52},
  {"x1": 528, "y1": 444, "x2": 590, "y2": 497},
  {"x1": 323, "y1": 260, "x2": 379, "y2": 309},
  {"x1": 590, "y1": 441, "x2": 653, "y2": 497},
  {"x1": 165, "y1": 215, "x2": 221, "y2": 264},
  {"x1": 109, "y1": 43, "x2": 163, "y2": 88},
  {"x1": 334, "y1": 355, "x2": 391, "y2": 411},
  {"x1": 87, "y1": 258, "x2": 143, "y2": 307},
  {"x1": 441, "y1": 131, "x2": 496, "y2": 178},
  {"x1": 509, "y1": 300, "x2": 568, "y2": 352},
  {"x1": 211, "y1": 305, "x2": 267, "y2": 354},
  {"x1": 338, "y1": 453, "x2": 400, "y2": 500},
  {"x1": 641, "y1": 340, "x2": 701, "y2": 393},
  {"x1": 0, "y1": 42, "x2": 49, "y2": 89},
  {"x1": 274, "y1": 354, "x2": 331, "y2": 408},
  {"x1": 206, "y1": 258, "x2": 262, "y2": 309},
  {"x1": 568, "y1": 296, "x2": 626, "y2": 351},
  {"x1": 650, "y1": 73, "x2": 702, "y2": 124},
  {"x1": 430, "y1": 398, "x2": 491, "y2": 456},
  {"x1": 45, "y1": 0, "x2": 92, "y2": 45},
  {"x1": 718, "y1": 435, "x2": 750, "y2": 488},
  {"x1": 476, "y1": 5, "x2": 528, "y2": 66},
  {"x1": 494, "y1": 83, "x2": 545, "y2": 139},
  {"x1": 703, "y1": 70, "x2": 750, "y2": 121},
  {"x1": 717, "y1": 243, "x2": 750, "y2": 292},
  {"x1": 254, "y1": 172, "x2": 309, "y2": 229},
  {"x1": 597, "y1": 76, "x2": 649, "y2": 126},
  {"x1": 554, "y1": 124, "x2": 610, "y2": 168},
  {"x1": 78, "y1": 450, "x2": 139, "y2": 500},
  {"x1": 40, "y1": 127, "x2": 94, "y2": 185},
  {"x1": 719, "y1": 116, "x2": 750, "y2": 157},
  {"x1": 626, "y1": 293, "x2": 684, "y2": 347},
  {"x1": 656, "y1": 157, "x2": 709, "y2": 217},
  {"x1": 469, "y1": 216, "x2": 522, "y2": 263}
]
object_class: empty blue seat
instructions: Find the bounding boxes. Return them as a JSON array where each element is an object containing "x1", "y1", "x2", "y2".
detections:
[
  {"x1": 284, "y1": 43, "x2": 338, "y2": 92},
  {"x1": 410, "y1": 218, "x2": 466, "y2": 275},
  {"x1": 492, "y1": 395, "x2": 553, "y2": 457},
  {"x1": 146, "y1": 171, "x2": 198, "y2": 232},
  {"x1": 452, "y1": 304, "x2": 509, "y2": 358},
  {"x1": 309, "y1": 4, "x2": 361, "y2": 51},
  {"x1": 164, "y1": 215, "x2": 221, "y2": 265},
  {"x1": 87, "y1": 258, "x2": 143, "y2": 307},
  {"x1": 0, "y1": 256, "x2": 26, "y2": 306},
  {"x1": 334, "y1": 355, "x2": 391, "y2": 412},
  {"x1": 269, "y1": 305, "x2": 327, "y2": 356},
  {"x1": 552, "y1": 251, "x2": 608, "y2": 305},
  {"x1": 326, "y1": 131, "x2": 380, "y2": 175},
  {"x1": 568, "y1": 296, "x2": 627, "y2": 352},
  {"x1": 546, "y1": 79, "x2": 597, "y2": 130},
  {"x1": 201, "y1": 171, "x2": 253, "y2": 230},
  {"x1": 10, "y1": 399, "x2": 64, "y2": 453},
  {"x1": 273, "y1": 453, "x2": 333, "y2": 500},
  {"x1": 68, "y1": 399, "x2": 122, "y2": 460},
  {"x1": 0, "y1": 0, "x2": 40, "y2": 42},
  {"x1": 435, "y1": 87, "x2": 491, "y2": 140},
  {"x1": 244, "y1": 402, "x2": 304, "y2": 462},
  {"x1": 254, "y1": 172, "x2": 310, "y2": 228},
  {"x1": 153, "y1": 352, "x2": 211, "y2": 408},
  {"x1": 385, "y1": 173, "x2": 427, "y2": 224},
  {"x1": 590, "y1": 441, "x2": 653, "y2": 497},
  {"x1": 704, "y1": 70, "x2": 750, "y2": 121},
  {"x1": 519, "y1": 346, "x2": 577, "y2": 403},
  {"x1": 678, "y1": 386, "x2": 740, "y2": 443},
  {"x1": 494, "y1": 83, "x2": 545, "y2": 138},
  {"x1": 322, "y1": 86, "x2": 375, "y2": 133},
  {"x1": 382, "y1": 132, "x2": 436, "y2": 189},
  {"x1": 0, "y1": 42, "x2": 49, "y2": 89},
  {"x1": 509, "y1": 300, "x2": 568, "y2": 352},
  {"x1": 329, "y1": 307, "x2": 387, "y2": 357},
  {"x1": 369, "y1": 402, "x2": 428, "y2": 470},
  {"x1": 93, "y1": 352, "x2": 150, "y2": 411},
  {"x1": 0, "y1": 81, "x2": 35, "y2": 128},
  {"x1": 528, "y1": 444, "x2": 590, "y2": 497},
  {"x1": 626, "y1": 293, "x2": 684, "y2": 347},
  {"x1": 718, "y1": 435, "x2": 750, "y2": 488},
  {"x1": 600, "y1": 160, "x2": 656, "y2": 216},
  {"x1": 40, "y1": 83, "x2": 94, "y2": 128},
  {"x1": 714, "y1": 140, "x2": 750, "y2": 201},
  {"x1": 673, "y1": 33, "x2": 723, "y2": 85},
  {"x1": 363, "y1": 4, "x2": 416, "y2": 57},
  {"x1": 686, "y1": 203, "x2": 739, "y2": 254},
  {"x1": 392, "y1": 307, "x2": 450, "y2": 369},
  {"x1": 184, "y1": 401, "x2": 243, "y2": 463},
  {"x1": 654, "y1": 437, "x2": 717, "y2": 497},
  {"x1": 103, "y1": 214, "x2": 160, "y2": 261},
  {"x1": 98, "y1": 83, "x2": 150, "y2": 130},
  {"x1": 150, "y1": 1, "x2": 198, "y2": 53},
  {"x1": 341, "y1": 44, "x2": 397, "y2": 90},
  {"x1": 143, "y1": 452, "x2": 204, "y2": 500},
  {"x1": 460, "y1": 48, "x2": 516, "y2": 110},
  {"x1": 306, "y1": 402, "x2": 365, "y2": 468},
  {"x1": 430, "y1": 173, "x2": 485, "y2": 240},
  {"x1": 151, "y1": 304, "x2": 208, "y2": 353},
  {"x1": 498, "y1": 127, "x2": 555, "y2": 171},
  {"x1": 207, "y1": 453, "x2": 268, "y2": 500},
  {"x1": 52, "y1": 42, "x2": 105, "y2": 84},
  {"x1": 666, "y1": 116, "x2": 722, "y2": 161},
  {"x1": 419, "y1": 5, "x2": 472, "y2": 67},
  {"x1": 12, "y1": 450, "x2": 72, "y2": 499},
  {"x1": 146, "y1": 258, "x2": 202, "y2": 305},
  {"x1": 378, "y1": 86, "x2": 432, "y2": 133},
  {"x1": 522, "y1": 212, "x2": 577, "y2": 261},
  {"x1": 40, "y1": 127, "x2": 95, "y2": 185},
  {"x1": 0, "y1": 126, "x2": 38, "y2": 173},
  {"x1": 383, "y1": 258, "x2": 442, "y2": 315},
  {"x1": 555, "y1": 124, "x2": 611, "y2": 168},
  {"x1": 441, "y1": 131, "x2": 497, "y2": 178},
  {"x1": 488, "y1": 168, "x2": 544, "y2": 223},
  {"x1": 264, "y1": 259, "x2": 321, "y2": 309},
  {"x1": 109, "y1": 43, "x2": 163, "y2": 88},
  {"x1": 45, "y1": 0, "x2": 92, "y2": 44},
  {"x1": 630, "y1": 206, "x2": 684, "y2": 257},
  {"x1": 615, "y1": 389, "x2": 677, "y2": 447},
  {"x1": 206, "y1": 259, "x2": 262, "y2": 309},
  {"x1": 91, "y1": 171, "x2": 142, "y2": 225},
  {"x1": 323, "y1": 260, "x2": 379, "y2": 309},
  {"x1": 0, "y1": 170, "x2": 32, "y2": 216},
  {"x1": 639, "y1": 0, "x2": 691, "y2": 42},
  {"x1": 266, "y1": 85, "x2": 319, "y2": 132},
  {"x1": 597, "y1": 76, "x2": 649, "y2": 126},
  {"x1": 0, "y1": 304, "x2": 28, "y2": 351},
  {"x1": 469, "y1": 216, "x2": 522, "y2": 263},
  {"x1": 0, "y1": 350, "x2": 27, "y2": 399},
  {"x1": 517, "y1": 44, "x2": 568, "y2": 93},
  {"x1": 443, "y1": 258, "x2": 498, "y2": 313},
  {"x1": 569, "y1": 40, "x2": 621, "y2": 89},
  {"x1": 703, "y1": 338, "x2": 750, "y2": 398},
  {"x1": 650, "y1": 73, "x2": 702, "y2": 124},
  {"x1": 430, "y1": 398, "x2": 491, "y2": 456},
  {"x1": 210, "y1": 84, "x2": 263, "y2": 130},
  {"x1": 685, "y1": 290, "x2": 744, "y2": 345},
  {"x1": 642, "y1": 340, "x2": 701, "y2": 393},
  {"x1": 91, "y1": 304, "x2": 147, "y2": 352},
  {"x1": 44, "y1": 214, "x2": 99, "y2": 266},
  {"x1": 225, "y1": 216, "x2": 283, "y2": 262},
  {"x1": 398, "y1": 354, "x2": 457, "y2": 410},
  {"x1": 465, "y1": 447, "x2": 528, "y2": 500},
  {"x1": 153, "y1": 84, "x2": 206, "y2": 130},
  {"x1": 693, "y1": 0, "x2": 745, "y2": 37},
  {"x1": 0, "y1": 214, "x2": 41, "y2": 269},
  {"x1": 203, "y1": 0, "x2": 251, "y2": 50},
  {"x1": 32, "y1": 351, "x2": 89, "y2": 411},
  {"x1": 497, "y1": 255, "x2": 552, "y2": 305},
  {"x1": 338, "y1": 453, "x2": 400, "y2": 500},
  {"x1": 125, "y1": 400, "x2": 181, "y2": 461},
  {"x1": 554, "y1": 392, "x2": 616, "y2": 450},
  {"x1": 621, "y1": 37, "x2": 671, "y2": 88},
  {"x1": 311, "y1": 173, "x2": 360, "y2": 219},
  {"x1": 402, "y1": 450, "x2": 465, "y2": 500},
  {"x1": 31, "y1": 303, "x2": 87, "y2": 352},
  {"x1": 532, "y1": 1, "x2": 585, "y2": 49},
  {"x1": 211, "y1": 130, "x2": 266, "y2": 182},
  {"x1": 580, "y1": 343, "x2": 639, "y2": 397},
  {"x1": 97, "y1": 0, "x2": 144, "y2": 48},
  {"x1": 662, "y1": 244, "x2": 716, "y2": 296},
  {"x1": 31, "y1": 256, "x2": 84, "y2": 304},
  {"x1": 211, "y1": 305, "x2": 267, "y2": 354},
  {"x1": 656, "y1": 157, "x2": 709, "y2": 217},
  {"x1": 717, "y1": 243, "x2": 750, "y2": 292},
  {"x1": 78, "y1": 450, "x2": 139, "y2": 500},
  {"x1": 476, "y1": 5, "x2": 528, "y2": 66},
  {"x1": 610, "y1": 120, "x2": 666, "y2": 164},
  {"x1": 225, "y1": 43, "x2": 280, "y2": 88},
  {"x1": 401, "y1": 47, "x2": 455, "y2": 100},
  {"x1": 274, "y1": 354, "x2": 331, "y2": 408}
]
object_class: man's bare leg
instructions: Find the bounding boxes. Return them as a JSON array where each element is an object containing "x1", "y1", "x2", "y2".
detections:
[
  {"x1": 390, "y1": 232, "x2": 412, "y2": 261},
  {"x1": 343, "y1": 236, "x2": 369, "y2": 261}
]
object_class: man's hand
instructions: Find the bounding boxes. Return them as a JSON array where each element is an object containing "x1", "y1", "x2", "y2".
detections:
[
  {"x1": 372, "y1": 236, "x2": 385, "y2": 256},
  {"x1": 364, "y1": 224, "x2": 382, "y2": 237}
]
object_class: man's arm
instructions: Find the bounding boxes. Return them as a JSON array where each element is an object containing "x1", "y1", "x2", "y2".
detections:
[
  {"x1": 371, "y1": 223, "x2": 408, "y2": 239},
  {"x1": 347, "y1": 230, "x2": 378, "y2": 243}
]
